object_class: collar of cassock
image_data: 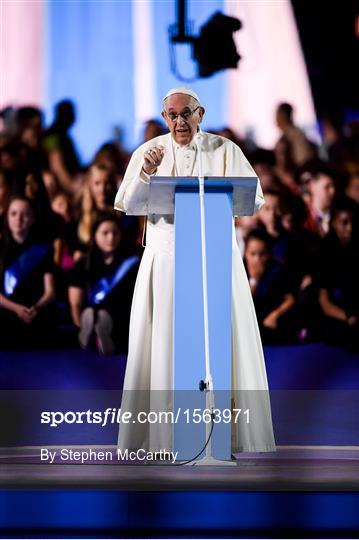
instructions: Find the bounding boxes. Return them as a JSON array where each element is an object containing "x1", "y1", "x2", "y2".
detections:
[{"x1": 173, "y1": 140, "x2": 197, "y2": 152}]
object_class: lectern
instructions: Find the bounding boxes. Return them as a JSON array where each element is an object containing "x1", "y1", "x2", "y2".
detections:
[{"x1": 148, "y1": 176, "x2": 258, "y2": 462}]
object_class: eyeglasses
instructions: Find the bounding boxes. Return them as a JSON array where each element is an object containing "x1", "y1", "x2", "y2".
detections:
[{"x1": 164, "y1": 106, "x2": 200, "y2": 122}]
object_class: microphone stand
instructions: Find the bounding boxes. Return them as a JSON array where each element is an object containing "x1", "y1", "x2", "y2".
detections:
[{"x1": 189, "y1": 130, "x2": 235, "y2": 466}]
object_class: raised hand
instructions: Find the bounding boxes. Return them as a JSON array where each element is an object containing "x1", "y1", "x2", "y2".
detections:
[{"x1": 143, "y1": 145, "x2": 164, "y2": 175}]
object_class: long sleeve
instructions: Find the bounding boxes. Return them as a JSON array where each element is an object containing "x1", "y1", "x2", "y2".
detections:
[
  {"x1": 114, "y1": 145, "x2": 151, "y2": 215},
  {"x1": 114, "y1": 134, "x2": 173, "y2": 215}
]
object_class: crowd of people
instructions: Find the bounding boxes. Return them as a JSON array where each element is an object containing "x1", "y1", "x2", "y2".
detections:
[{"x1": 0, "y1": 99, "x2": 358, "y2": 353}]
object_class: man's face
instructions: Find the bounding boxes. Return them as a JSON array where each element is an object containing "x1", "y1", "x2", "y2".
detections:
[
  {"x1": 162, "y1": 94, "x2": 204, "y2": 146},
  {"x1": 309, "y1": 174, "x2": 335, "y2": 210}
]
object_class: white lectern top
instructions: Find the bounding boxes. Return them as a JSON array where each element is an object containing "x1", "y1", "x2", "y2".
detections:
[{"x1": 148, "y1": 176, "x2": 258, "y2": 216}]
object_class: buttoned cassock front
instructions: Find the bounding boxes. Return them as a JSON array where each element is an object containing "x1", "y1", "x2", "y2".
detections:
[{"x1": 115, "y1": 131, "x2": 276, "y2": 453}]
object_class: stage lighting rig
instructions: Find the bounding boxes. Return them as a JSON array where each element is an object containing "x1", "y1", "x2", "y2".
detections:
[{"x1": 169, "y1": 0, "x2": 242, "y2": 80}]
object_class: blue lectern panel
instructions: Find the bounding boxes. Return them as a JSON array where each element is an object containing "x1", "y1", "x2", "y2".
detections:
[{"x1": 173, "y1": 188, "x2": 232, "y2": 459}]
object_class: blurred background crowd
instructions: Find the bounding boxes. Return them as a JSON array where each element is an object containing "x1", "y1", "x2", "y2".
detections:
[{"x1": 0, "y1": 98, "x2": 358, "y2": 353}]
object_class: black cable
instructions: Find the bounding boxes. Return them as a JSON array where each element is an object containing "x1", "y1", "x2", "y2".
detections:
[{"x1": 174, "y1": 410, "x2": 215, "y2": 466}]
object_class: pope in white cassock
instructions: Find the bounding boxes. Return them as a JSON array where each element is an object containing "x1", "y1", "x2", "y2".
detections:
[{"x1": 114, "y1": 87, "x2": 276, "y2": 455}]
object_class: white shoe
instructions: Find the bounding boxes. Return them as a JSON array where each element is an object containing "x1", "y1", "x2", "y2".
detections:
[
  {"x1": 78, "y1": 307, "x2": 95, "y2": 348},
  {"x1": 95, "y1": 310, "x2": 115, "y2": 355}
]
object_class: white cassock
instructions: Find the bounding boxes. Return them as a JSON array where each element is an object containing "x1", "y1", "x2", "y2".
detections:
[{"x1": 114, "y1": 131, "x2": 276, "y2": 453}]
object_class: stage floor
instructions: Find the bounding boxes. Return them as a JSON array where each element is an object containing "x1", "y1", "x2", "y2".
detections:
[
  {"x1": 1, "y1": 445, "x2": 358, "y2": 491},
  {"x1": 1, "y1": 346, "x2": 359, "y2": 535}
]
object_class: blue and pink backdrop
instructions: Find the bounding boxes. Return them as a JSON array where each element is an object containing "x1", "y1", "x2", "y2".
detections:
[{"x1": 2, "y1": 0, "x2": 318, "y2": 161}]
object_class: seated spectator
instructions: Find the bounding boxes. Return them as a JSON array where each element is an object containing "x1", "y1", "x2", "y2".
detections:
[
  {"x1": 257, "y1": 190, "x2": 282, "y2": 238},
  {"x1": 306, "y1": 167, "x2": 336, "y2": 236},
  {"x1": 76, "y1": 164, "x2": 118, "y2": 253},
  {"x1": 0, "y1": 196, "x2": 56, "y2": 349},
  {"x1": 280, "y1": 195, "x2": 320, "y2": 285},
  {"x1": 257, "y1": 189, "x2": 292, "y2": 264},
  {"x1": 19, "y1": 168, "x2": 66, "y2": 264},
  {"x1": 92, "y1": 145, "x2": 141, "y2": 253},
  {"x1": 244, "y1": 229, "x2": 296, "y2": 344},
  {"x1": 316, "y1": 199, "x2": 359, "y2": 350},
  {"x1": 280, "y1": 195, "x2": 322, "y2": 340},
  {"x1": 51, "y1": 191, "x2": 79, "y2": 270},
  {"x1": 68, "y1": 214, "x2": 139, "y2": 355}
]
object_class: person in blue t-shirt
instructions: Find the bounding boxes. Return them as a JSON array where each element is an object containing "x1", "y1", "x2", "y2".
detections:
[
  {"x1": 244, "y1": 229, "x2": 296, "y2": 344},
  {"x1": 316, "y1": 198, "x2": 359, "y2": 350},
  {"x1": 0, "y1": 196, "x2": 56, "y2": 349},
  {"x1": 68, "y1": 213, "x2": 139, "y2": 355}
]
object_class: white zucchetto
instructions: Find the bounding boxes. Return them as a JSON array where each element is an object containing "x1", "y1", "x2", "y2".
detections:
[{"x1": 162, "y1": 87, "x2": 201, "y2": 105}]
